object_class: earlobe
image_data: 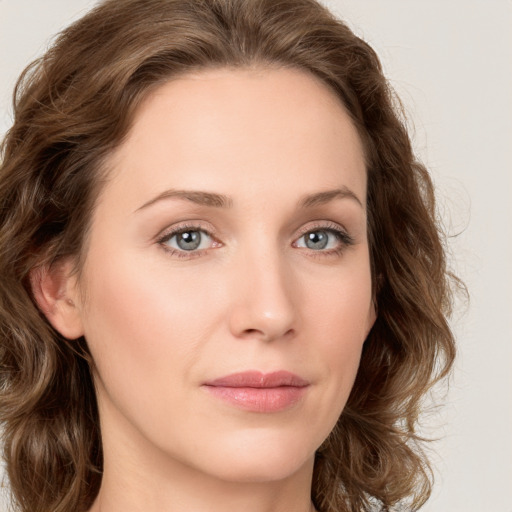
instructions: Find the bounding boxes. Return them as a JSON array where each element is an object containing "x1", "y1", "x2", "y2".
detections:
[{"x1": 29, "y1": 259, "x2": 84, "y2": 340}]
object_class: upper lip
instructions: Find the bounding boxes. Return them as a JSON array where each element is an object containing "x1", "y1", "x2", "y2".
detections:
[{"x1": 203, "y1": 370, "x2": 309, "y2": 388}]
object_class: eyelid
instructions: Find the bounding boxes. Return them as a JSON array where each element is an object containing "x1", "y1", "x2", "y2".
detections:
[
  {"x1": 294, "y1": 220, "x2": 353, "y2": 242},
  {"x1": 292, "y1": 220, "x2": 355, "y2": 254},
  {"x1": 156, "y1": 220, "x2": 217, "y2": 241},
  {"x1": 156, "y1": 222, "x2": 221, "y2": 258},
  {"x1": 294, "y1": 220, "x2": 347, "y2": 237}
]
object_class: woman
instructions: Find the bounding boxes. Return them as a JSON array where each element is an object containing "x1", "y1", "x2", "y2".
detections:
[{"x1": 0, "y1": 0, "x2": 457, "y2": 511}]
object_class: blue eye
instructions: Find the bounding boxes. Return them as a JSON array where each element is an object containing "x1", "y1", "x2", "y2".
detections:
[
  {"x1": 303, "y1": 230, "x2": 330, "y2": 250},
  {"x1": 160, "y1": 228, "x2": 214, "y2": 252},
  {"x1": 296, "y1": 228, "x2": 348, "y2": 251},
  {"x1": 157, "y1": 223, "x2": 353, "y2": 259}
]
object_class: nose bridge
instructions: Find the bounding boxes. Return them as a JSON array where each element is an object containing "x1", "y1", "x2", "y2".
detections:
[{"x1": 228, "y1": 234, "x2": 297, "y2": 341}]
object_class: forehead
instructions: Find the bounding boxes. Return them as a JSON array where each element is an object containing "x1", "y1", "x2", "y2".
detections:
[{"x1": 101, "y1": 66, "x2": 366, "y2": 211}]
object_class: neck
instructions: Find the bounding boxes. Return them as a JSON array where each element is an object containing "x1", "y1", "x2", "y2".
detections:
[
  {"x1": 89, "y1": 457, "x2": 317, "y2": 512},
  {"x1": 88, "y1": 392, "x2": 318, "y2": 512}
]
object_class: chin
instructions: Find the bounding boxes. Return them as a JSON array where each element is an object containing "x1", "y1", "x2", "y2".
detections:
[{"x1": 187, "y1": 427, "x2": 317, "y2": 484}]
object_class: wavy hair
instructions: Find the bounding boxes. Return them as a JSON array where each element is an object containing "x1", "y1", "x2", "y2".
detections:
[{"x1": 0, "y1": 0, "x2": 457, "y2": 511}]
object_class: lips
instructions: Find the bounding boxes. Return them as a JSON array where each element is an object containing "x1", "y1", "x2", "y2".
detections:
[{"x1": 202, "y1": 371, "x2": 309, "y2": 413}]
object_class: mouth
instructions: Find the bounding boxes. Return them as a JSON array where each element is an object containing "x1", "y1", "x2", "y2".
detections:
[{"x1": 202, "y1": 370, "x2": 310, "y2": 413}]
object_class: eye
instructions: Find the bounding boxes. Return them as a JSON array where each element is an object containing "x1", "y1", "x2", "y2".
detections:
[
  {"x1": 298, "y1": 230, "x2": 333, "y2": 250},
  {"x1": 293, "y1": 225, "x2": 354, "y2": 255},
  {"x1": 158, "y1": 225, "x2": 218, "y2": 255}
]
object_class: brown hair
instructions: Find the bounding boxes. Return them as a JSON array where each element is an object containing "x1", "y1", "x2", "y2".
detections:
[{"x1": 0, "y1": 0, "x2": 457, "y2": 511}]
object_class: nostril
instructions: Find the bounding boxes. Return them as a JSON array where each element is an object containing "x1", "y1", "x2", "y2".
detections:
[
  {"x1": 240, "y1": 327, "x2": 295, "y2": 343},
  {"x1": 242, "y1": 328, "x2": 266, "y2": 338}
]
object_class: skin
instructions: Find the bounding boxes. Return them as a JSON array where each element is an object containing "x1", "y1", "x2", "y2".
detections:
[{"x1": 39, "y1": 66, "x2": 375, "y2": 512}]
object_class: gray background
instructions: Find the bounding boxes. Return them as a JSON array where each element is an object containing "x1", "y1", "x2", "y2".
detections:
[{"x1": 1, "y1": 1, "x2": 511, "y2": 511}]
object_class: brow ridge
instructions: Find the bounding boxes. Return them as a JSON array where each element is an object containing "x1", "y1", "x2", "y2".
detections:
[
  {"x1": 135, "y1": 189, "x2": 233, "y2": 212},
  {"x1": 298, "y1": 187, "x2": 363, "y2": 209},
  {"x1": 135, "y1": 185, "x2": 362, "y2": 213}
]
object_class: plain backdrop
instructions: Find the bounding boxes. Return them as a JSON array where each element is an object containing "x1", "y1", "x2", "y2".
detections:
[{"x1": 1, "y1": 1, "x2": 511, "y2": 511}]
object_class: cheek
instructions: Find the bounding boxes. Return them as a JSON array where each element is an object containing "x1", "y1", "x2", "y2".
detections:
[
  {"x1": 307, "y1": 265, "x2": 372, "y2": 396},
  {"x1": 305, "y1": 259, "x2": 373, "y2": 347},
  {"x1": 80, "y1": 249, "x2": 219, "y2": 400}
]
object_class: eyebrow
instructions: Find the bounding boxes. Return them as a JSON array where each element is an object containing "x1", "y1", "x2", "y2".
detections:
[
  {"x1": 298, "y1": 187, "x2": 363, "y2": 209},
  {"x1": 134, "y1": 186, "x2": 363, "y2": 213},
  {"x1": 135, "y1": 189, "x2": 233, "y2": 212}
]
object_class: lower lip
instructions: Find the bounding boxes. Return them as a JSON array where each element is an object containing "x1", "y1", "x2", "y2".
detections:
[{"x1": 203, "y1": 385, "x2": 308, "y2": 413}]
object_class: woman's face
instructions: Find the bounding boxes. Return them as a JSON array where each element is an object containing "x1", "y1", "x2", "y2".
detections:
[{"x1": 73, "y1": 67, "x2": 375, "y2": 483}]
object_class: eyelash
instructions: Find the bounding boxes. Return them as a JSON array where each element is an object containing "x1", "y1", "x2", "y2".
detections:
[
  {"x1": 157, "y1": 223, "x2": 217, "y2": 259},
  {"x1": 294, "y1": 222, "x2": 355, "y2": 258},
  {"x1": 156, "y1": 221, "x2": 355, "y2": 260}
]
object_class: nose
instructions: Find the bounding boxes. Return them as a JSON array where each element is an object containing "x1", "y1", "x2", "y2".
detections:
[{"x1": 228, "y1": 246, "x2": 298, "y2": 343}]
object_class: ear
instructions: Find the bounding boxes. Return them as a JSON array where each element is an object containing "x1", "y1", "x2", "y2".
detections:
[{"x1": 29, "y1": 258, "x2": 84, "y2": 340}]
